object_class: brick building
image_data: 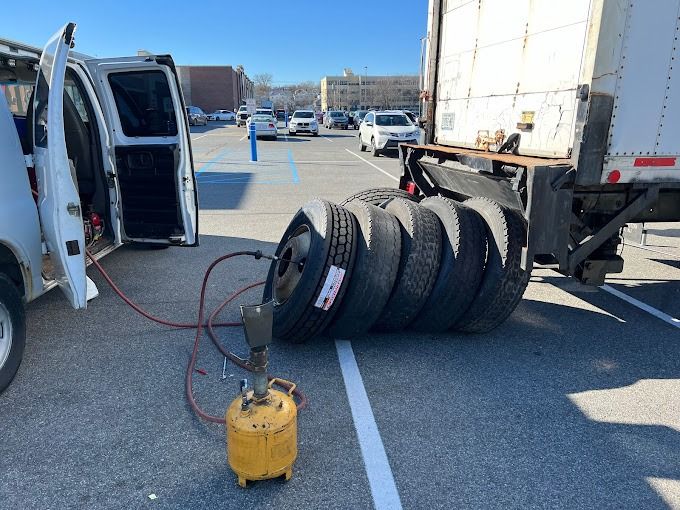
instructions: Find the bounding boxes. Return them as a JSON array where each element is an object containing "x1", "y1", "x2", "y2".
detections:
[{"x1": 176, "y1": 65, "x2": 254, "y2": 113}]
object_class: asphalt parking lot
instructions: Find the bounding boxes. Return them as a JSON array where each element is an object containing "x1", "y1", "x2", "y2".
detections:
[{"x1": 1, "y1": 120, "x2": 680, "y2": 510}]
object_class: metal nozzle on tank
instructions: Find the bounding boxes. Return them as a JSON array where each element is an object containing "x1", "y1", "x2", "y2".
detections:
[
  {"x1": 240, "y1": 300, "x2": 273, "y2": 400},
  {"x1": 226, "y1": 299, "x2": 297, "y2": 488}
]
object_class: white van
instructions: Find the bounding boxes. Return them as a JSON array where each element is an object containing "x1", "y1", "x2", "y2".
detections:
[{"x1": 0, "y1": 23, "x2": 199, "y2": 392}]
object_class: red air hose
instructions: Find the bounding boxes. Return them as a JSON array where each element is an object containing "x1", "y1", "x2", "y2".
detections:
[{"x1": 86, "y1": 250, "x2": 307, "y2": 424}]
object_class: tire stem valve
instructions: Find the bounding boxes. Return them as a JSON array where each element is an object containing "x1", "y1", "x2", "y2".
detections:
[{"x1": 226, "y1": 300, "x2": 298, "y2": 488}]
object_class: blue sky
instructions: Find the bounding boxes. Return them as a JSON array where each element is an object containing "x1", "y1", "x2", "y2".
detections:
[{"x1": 3, "y1": 0, "x2": 428, "y2": 84}]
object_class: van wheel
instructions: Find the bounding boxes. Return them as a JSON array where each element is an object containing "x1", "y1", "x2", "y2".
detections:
[{"x1": 0, "y1": 274, "x2": 26, "y2": 394}]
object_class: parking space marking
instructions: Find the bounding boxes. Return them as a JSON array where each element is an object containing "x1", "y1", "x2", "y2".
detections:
[
  {"x1": 196, "y1": 148, "x2": 230, "y2": 173},
  {"x1": 191, "y1": 133, "x2": 211, "y2": 141},
  {"x1": 627, "y1": 243, "x2": 680, "y2": 259},
  {"x1": 344, "y1": 149, "x2": 399, "y2": 182},
  {"x1": 239, "y1": 134, "x2": 248, "y2": 141},
  {"x1": 287, "y1": 149, "x2": 300, "y2": 183},
  {"x1": 335, "y1": 340, "x2": 403, "y2": 510},
  {"x1": 322, "y1": 136, "x2": 335, "y2": 142},
  {"x1": 601, "y1": 284, "x2": 680, "y2": 329}
]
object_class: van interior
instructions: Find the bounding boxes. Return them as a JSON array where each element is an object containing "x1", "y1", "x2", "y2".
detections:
[{"x1": 1, "y1": 55, "x2": 114, "y2": 259}]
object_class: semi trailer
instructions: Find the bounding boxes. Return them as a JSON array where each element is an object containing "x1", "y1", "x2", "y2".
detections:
[{"x1": 400, "y1": 0, "x2": 680, "y2": 286}]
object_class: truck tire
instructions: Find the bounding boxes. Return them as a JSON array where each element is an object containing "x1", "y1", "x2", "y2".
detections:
[
  {"x1": 411, "y1": 197, "x2": 486, "y2": 332},
  {"x1": 0, "y1": 274, "x2": 26, "y2": 394},
  {"x1": 372, "y1": 199, "x2": 442, "y2": 332},
  {"x1": 452, "y1": 197, "x2": 530, "y2": 333},
  {"x1": 326, "y1": 201, "x2": 401, "y2": 338},
  {"x1": 340, "y1": 187, "x2": 420, "y2": 207},
  {"x1": 263, "y1": 199, "x2": 357, "y2": 343}
]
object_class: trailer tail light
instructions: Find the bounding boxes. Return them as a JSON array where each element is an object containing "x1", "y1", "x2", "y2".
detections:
[
  {"x1": 633, "y1": 157, "x2": 676, "y2": 167},
  {"x1": 606, "y1": 170, "x2": 621, "y2": 183},
  {"x1": 405, "y1": 181, "x2": 416, "y2": 194}
]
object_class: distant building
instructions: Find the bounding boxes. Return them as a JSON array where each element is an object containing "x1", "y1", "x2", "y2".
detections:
[
  {"x1": 176, "y1": 65, "x2": 254, "y2": 113},
  {"x1": 320, "y1": 69, "x2": 419, "y2": 112}
]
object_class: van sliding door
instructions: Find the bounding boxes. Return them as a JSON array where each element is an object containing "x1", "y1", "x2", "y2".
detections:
[{"x1": 85, "y1": 57, "x2": 198, "y2": 246}]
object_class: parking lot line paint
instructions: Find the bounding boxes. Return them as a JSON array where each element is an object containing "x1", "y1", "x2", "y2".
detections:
[
  {"x1": 335, "y1": 340, "x2": 403, "y2": 510},
  {"x1": 196, "y1": 148, "x2": 230, "y2": 174},
  {"x1": 600, "y1": 284, "x2": 680, "y2": 329},
  {"x1": 239, "y1": 134, "x2": 248, "y2": 141},
  {"x1": 322, "y1": 136, "x2": 335, "y2": 142},
  {"x1": 287, "y1": 149, "x2": 300, "y2": 183},
  {"x1": 627, "y1": 243, "x2": 680, "y2": 260},
  {"x1": 344, "y1": 149, "x2": 399, "y2": 182},
  {"x1": 191, "y1": 133, "x2": 211, "y2": 141}
]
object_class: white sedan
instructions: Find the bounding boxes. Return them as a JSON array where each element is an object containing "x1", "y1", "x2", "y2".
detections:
[
  {"x1": 246, "y1": 114, "x2": 278, "y2": 140},
  {"x1": 207, "y1": 109, "x2": 236, "y2": 121}
]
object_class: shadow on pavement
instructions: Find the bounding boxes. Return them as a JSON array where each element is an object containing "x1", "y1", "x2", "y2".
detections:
[
  {"x1": 350, "y1": 291, "x2": 680, "y2": 508},
  {"x1": 197, "y1": 172, "x2": 253, "y2": 209}
]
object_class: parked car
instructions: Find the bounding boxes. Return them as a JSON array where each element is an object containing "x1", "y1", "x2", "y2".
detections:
[
  {"x1": 256, "y1": 108, "x2": 274, "y2": 118},
  {"x1": 352, "y1": 110, "x2": 368, "y2": 129},
  {"x1": 236, "y1": 105, "x2": 250, "y2": 127},
  {"x1": 246, "y1": 114, "x2": 278, "y2": 140},
  {"x1": 402, "y1": 110, "x2": 419, "y2": 126},
  {"x1": 0, "y1": 23, "x2": 199, "y2": 393},
  {"x1": 358, "y1": 110, "x2": 420, "y2": 157},
  {"x1": 207, "y1": 109, "x2": 236, "y2": 121},
  {"x1": 288, "y1": 110, "x2": 319, "y2": 136},
  {"x1": 325, "y1": 110, "x2": 349, "y2": 129},
  {"x1": 186, "y1": 106, "x2": 208, "y2": 126},
  {"x1": 315, "y1": 111, "x2": 324, "y2": 122}
]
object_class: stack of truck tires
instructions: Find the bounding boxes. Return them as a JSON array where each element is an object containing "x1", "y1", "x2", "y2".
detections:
[{"x1": 264, "y1": 188, "x2": 530, "y2": 343}]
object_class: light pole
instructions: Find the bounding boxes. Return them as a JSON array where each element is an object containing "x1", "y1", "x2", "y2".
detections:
[{"x1": 364, "y1": 66, "x2": 368, "y2": 109}]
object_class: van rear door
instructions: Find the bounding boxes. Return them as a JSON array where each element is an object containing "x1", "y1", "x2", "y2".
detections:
[
  {"x1": 84, "y1": 56, "x2": 198, "y2": 246},
  {"x1": 33, "y1": 22, "x2": 88, "y2": 309}
]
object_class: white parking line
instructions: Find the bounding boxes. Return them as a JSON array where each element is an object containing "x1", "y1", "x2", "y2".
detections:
[
  {"x1": 191, "y1": 133, "x2": 211, "y2": 141},
  {"x1": 239, "y1": 134, "x2": 248, "y2": 141},
  {"x1": 627, "y1": 242, "x2": 680, "y2": 260},
  {"x1": 335, "y1": 340, "x2": 403, "y2": 510},
  {"x1": 322, "y1": 136, "x2": 334, "y2": 142},
  {"x1": 344, "y1": 149, "x2": 399, "y2": 182},
  {"x1": 600, "y1": 284, "x2": 680, "y2": 329}
]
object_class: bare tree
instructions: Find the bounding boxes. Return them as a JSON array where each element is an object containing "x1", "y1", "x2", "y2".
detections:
[
  {"x1": 253, "y1": 73, "x2": 273, "y2": 101},
  {"x1": 373, "y1": 78, "x2": 400, "y2": 109}
]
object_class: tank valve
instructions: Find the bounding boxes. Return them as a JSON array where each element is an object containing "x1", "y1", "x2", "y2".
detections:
[{"x1": 226, "y1": 300, "x2": 298, "y2": 487}]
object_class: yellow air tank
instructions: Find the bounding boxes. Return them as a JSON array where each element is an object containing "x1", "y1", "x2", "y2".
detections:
[{"x1": 226, "y1": 379, "x2": 297, "y2": 487}]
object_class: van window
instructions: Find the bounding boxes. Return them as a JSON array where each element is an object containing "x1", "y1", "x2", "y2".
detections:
[{"x1": 108, "y1": 71, "x2": 177, "y2": 137}]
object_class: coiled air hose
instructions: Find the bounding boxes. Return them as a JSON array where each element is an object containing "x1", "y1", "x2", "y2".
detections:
[{"x1": 86, "y1": 250, "x2": 307, "y2": 425}]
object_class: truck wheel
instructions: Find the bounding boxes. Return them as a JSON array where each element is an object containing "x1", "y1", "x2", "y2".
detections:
[
  {"x1": 263, "y1": 199, "x2": 357, "y2": 343},
  {"x1": 371, "y1": 138, "x2": 381, "y2": 157},
  {"x1": 452, "y1": 197, "x2": 530, "y2": 333},
  {"x1": 0, "y1": 274, "x2": 26, "y2": 394},
  {"x1": 410, "y1": 197, "x2": 486, "y2": 332},
  {"x1": 340, "y1": 187, "x2": 420, "y2": 207},
  {"x1": 326, "y1": 200, "x2": 401, "y2": 338},
  {"x1": 372, "y1": 199, "x2": 442, "y2": 332}
]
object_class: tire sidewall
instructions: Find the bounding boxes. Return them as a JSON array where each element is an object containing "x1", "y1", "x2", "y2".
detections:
[{"x1": 0, "y1": 275, "x2": 26, "y2": 393}]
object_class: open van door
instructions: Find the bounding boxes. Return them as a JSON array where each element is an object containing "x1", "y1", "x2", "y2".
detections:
[
  {"x1": 33, "y1": 22, "x2": 88, "y2": 309},
  {"x1": 84, "y1": 56, "x2": 198, "y2": 246}
]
